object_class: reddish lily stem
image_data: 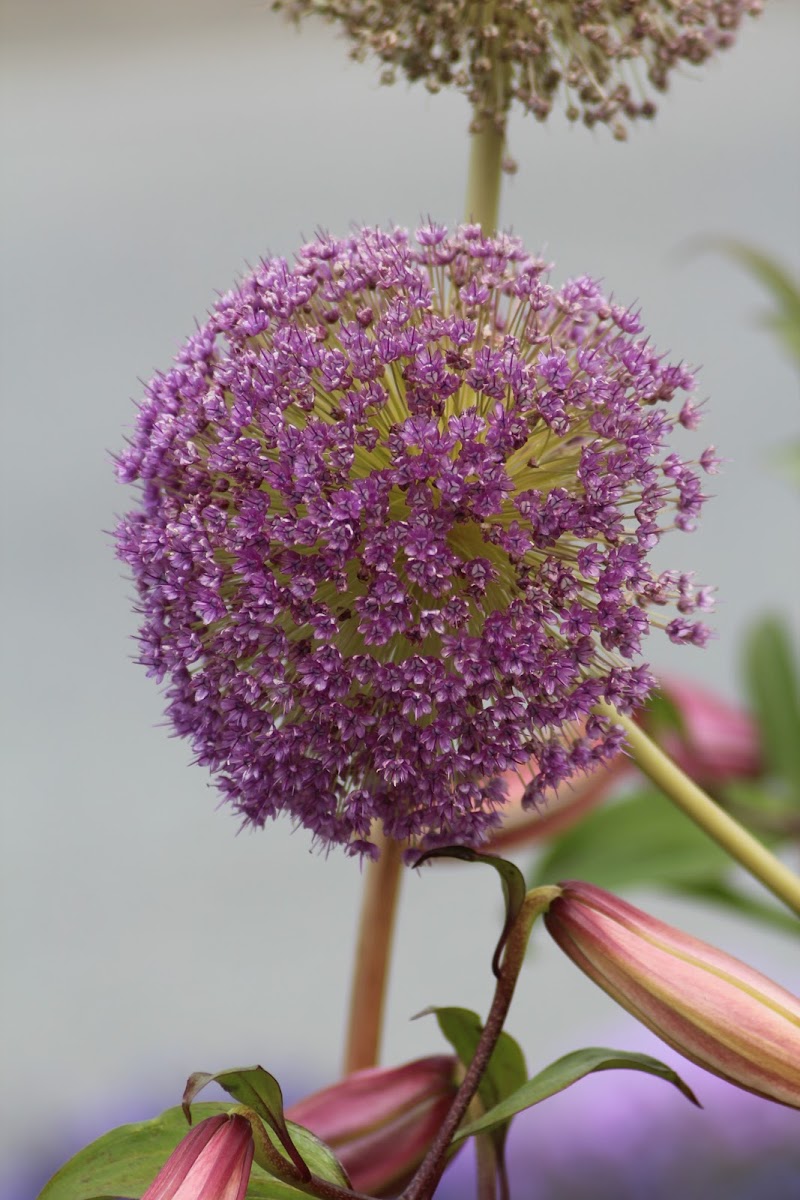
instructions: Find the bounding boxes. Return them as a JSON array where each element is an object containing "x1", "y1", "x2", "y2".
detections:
[
  {"x1": 344, "y1": 827, "x2": 404, "y2": 1074},
  {"x1": 402, "y1": 888, "x2": 560, "y2": 1200}
]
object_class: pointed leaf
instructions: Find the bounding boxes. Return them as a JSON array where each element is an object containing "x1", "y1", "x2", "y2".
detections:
[
  {"x1": 414, "y1": 847, "x2": 526, "y2": 975},
  {"x1": 451, "y1": 1047, "x2": 698, "y2": 1143},
  {"x1": 36, "y1": 1103, "x2": 338, "y2": 1200},
  {"x1": 184, "y1": 1066, "x2": 309, "y2": 1180},
  {"x1": 420, "y1": 1006, "x2": 527, "y2": 1121},
  {"x1": 528, "y1": 788, "x2": 731, "y2": 893},
  {"x1": 742, "y1": 617, "x2": 800, "y2": 797},
  {"x1": 705, "y1": 239, "x2": 800, "y2": 368}
]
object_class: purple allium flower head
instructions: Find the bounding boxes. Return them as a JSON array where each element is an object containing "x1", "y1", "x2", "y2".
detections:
[
  {"x1": 116, "y1": 224, "x2": 711, "y2": 855},
  {"x1": 274, "y1": 0, "x2": 763, "y2": 142}
]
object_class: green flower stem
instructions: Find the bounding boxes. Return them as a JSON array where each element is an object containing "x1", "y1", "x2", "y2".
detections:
[
  {"x1": 465, "y1": 119, "x2": 504, "y2": 233},
  {"x1": 599, "y1": 702, "x2": 800, "y2": 919},
  {"x1": 403, "y1": 887, "x2": 561, "y2": 1200},
  {"x1": 343, "y1": 827, "x2": 405, "y2": 1074}
]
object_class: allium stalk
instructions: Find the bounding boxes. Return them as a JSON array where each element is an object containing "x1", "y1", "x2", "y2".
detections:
[
  {"x1": 275, "y1": 1, "x2": 764, "y2": 141},
  {"x1": 116, "y1": 223, "x2": 714, "y2": 857},
  {"x1": 545, "y1": 882, "x2": 800, "y2": 1108},
  {"x1": 604, "y1": 704, "x2": 800, "y2": 916}
]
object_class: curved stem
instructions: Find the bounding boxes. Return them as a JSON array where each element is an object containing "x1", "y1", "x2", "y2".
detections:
[
  {"x1": 465, "y1": 119, "x2": 504, "y2": 233},
  {"x1": 343, "y1": 827, "x2": 405, "y2": 1074},
  {"x1": 402, "y1": 887, "x2": 560, "y2": 1200},
  {"x1": 599, "y1": 702, "x2": 800, "y2": 918}
]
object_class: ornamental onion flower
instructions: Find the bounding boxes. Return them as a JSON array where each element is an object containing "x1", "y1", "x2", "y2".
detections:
[
  {"x1": 286, "y1": 1055, "x2": 460, "y2": 1195},
  {"x1": 116, "y1": 223, "x2": 713, "y2": 855},
  {"x1": 545, "y1": 882, "x2": 800, "y2": 1108},
  {"x1": 141, "y1": 1114, "x2": 254, "y2": 1200},
  {"x1": 274, "y1": 0, "x2": 763, "y2": 140}
]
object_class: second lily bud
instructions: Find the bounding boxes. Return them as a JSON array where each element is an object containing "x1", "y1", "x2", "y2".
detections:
[
  {"x1": 141, "y1": 1113, "x2": 254, "y2": 1200},
  {"x1": 545, "y1": 881, "x2": 800, "y2": 1109},
  {"x1": 287, "y1": 1055, "x2": 460, "y2": 1196}
]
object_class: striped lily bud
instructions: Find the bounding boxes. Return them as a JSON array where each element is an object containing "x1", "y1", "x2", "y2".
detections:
[
  {"x1": 545, "y1": 881, "x2": 800, "y2": 1109},
  {"x1": 141, "y1": 1114, "x2": 254, "y2": 1200}
]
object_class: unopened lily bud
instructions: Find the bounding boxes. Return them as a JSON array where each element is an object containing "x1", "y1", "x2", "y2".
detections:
[
  {"x1": 545, "y1": 882, "x2": 800, "y2": 1109},
  {"x1": 487, "y1": 676, "x2": 761, "y2": 853},
  {"x1": 648, "y1": 677, "x2": 762, "y2": 783},
  {"x1": 141, "y1": 1113, "x2": 254, "y2": 1200},
  {"x1": 286, "y1": 1055, "x2": 459, "y2": 1195}
]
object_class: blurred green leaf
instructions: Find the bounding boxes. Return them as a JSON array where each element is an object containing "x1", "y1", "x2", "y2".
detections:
[
  {"x1": 671, "y1": 878, "x2": 800, "y2": 937},
  {"x1": 451, "y1": 1048, "x2": 698, "y2": 1143},
  {"x1": 742, "y1": 616, "x2": 800, "y2": 799},
  {"x1": 771, "y1": 441, "x2": 800, "y2": 487},
  {"x1": 528, "y1": 788, "x2": 731, "y2": 892},
  {"x1": 641, "y1": 686, "x2": 685, "y2": 739},
  {"x1": 37, "y1": 1103, "x2": 332, "y2": 1200},
  {"x1": 712, "y1": 239, "x2": 800, "y2": 368}
]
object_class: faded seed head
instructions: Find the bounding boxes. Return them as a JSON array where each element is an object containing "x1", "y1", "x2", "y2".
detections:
[{"x1": 274, "y1": 1, "x2": 763, "y2": 141}]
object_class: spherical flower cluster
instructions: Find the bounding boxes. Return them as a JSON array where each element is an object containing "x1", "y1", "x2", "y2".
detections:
[
  {"x1": 274, "y1": 0, "x2": 763, "y2": 140},
  {"x1": 116, "y1": 223, "x2": 713, "y2": 854}
]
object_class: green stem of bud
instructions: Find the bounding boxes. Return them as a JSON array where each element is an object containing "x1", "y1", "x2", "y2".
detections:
[{"x1": 599, "y1": 702, "x2": 800, "y2": 919}]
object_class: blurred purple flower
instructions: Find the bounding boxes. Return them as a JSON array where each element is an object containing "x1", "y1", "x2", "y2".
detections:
[
  {"x1": 437, "y1": 1041, "x2": 800, "y2": 1199},
  {"x1": 116, "y1": 223, "x2": 712, "y2": 856}
]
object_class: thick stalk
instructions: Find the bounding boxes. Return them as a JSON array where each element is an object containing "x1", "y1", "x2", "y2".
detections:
[
  {"x1": 465, "y1": 119, "x2": 504, "y2": 233},
  {"x1": 343, "y1": 827, "x2": 405, "y2": 1074},
  {"x1": 599, "y1": 702, "x2": 800, "y2": 918}
]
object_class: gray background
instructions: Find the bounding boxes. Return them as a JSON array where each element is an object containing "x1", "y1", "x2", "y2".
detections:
[{"x1": 2, "y1": 0, "x2": 799, "y2": 1185}]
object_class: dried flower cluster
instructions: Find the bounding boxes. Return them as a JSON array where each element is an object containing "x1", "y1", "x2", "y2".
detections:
[
  {"x1": 116, "y1": 224, "x2": 712, "y2": 855},
  {"x1": 274, "y1": 0, "x2": 763, "y2": 140}
]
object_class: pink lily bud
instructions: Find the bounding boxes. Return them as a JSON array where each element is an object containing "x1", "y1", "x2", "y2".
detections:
[
  {"x1": 286, "y1": 1055, "x2": 459, "y2": 1196},
  {"x1": 651, "y1": 677, "x2": 762, "y2": 782},
  {"x1": 485, "y1": 678, "x2": 761, "y2": 853},
  {"x1": 545, "y1": 882, "x2": 800, "y2": 1109},
  {"x1": 141, "y1": 1113, "x2": 254, "y2": 1200}
]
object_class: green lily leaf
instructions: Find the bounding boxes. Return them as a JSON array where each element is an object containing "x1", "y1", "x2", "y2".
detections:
[
  {"x1": 528, "y1": 787, "x2": 797, "y2": 936},
  {"x1": 451, "y1": 1047, "x2": 698, "y2": 1143},
  {"x1": 422, "y1": 1005, "x2": 527, "y2": 1116},
  {"x1": 640, "y1": 686, "x2": 685, "y2": 740},
  {"x1": 528, "y1": 788, "x2": 731, "y2": 892},
  {"x1": 712, "y1": 240, "x2": 800, "y2": 369},
  {"x1": 667, "y1": 877, "x2": 800, "y2": 937},
  {"x1": 184, "y1": 1066, "x2": 310, "y2": 1180},
  {"x1": 36, "y1": 1103, "x2": 339, "y2": 1200},
  {"x1": 742, "y1": 616, "x2": 800, "y2": 799},
  {"x1": 420, "y1": 1003, "x2": 527, "y2": 1173},
  {"x1": 414, "y1": 847, "x2": 526, "y2": 975}
]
